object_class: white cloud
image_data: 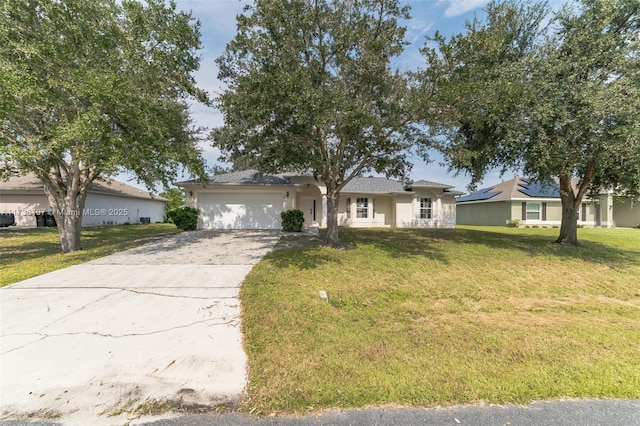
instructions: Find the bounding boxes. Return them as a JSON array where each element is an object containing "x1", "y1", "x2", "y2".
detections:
[
  {"x1": 441, "y1": 0, "x2": 489, "y2": 18},
  {"x1": 405, "y1": 18, "x2": 434, "y2": 44}
]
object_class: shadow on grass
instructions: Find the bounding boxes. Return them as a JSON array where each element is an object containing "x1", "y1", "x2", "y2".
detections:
[
  {"x1": 452, "y1": 227, "x2": 640, "y2": 267},
  {"x1": 266, "y1": 234, "x2": 345, "y2": 270},
  {"x1": 266, "y1": 227, "x2": 639, "y2": 271},
  {"x1": 0, "y1": 225, "x2": 181, "y2": 269}
]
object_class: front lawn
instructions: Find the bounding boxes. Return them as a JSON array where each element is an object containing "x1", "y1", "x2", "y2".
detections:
[
  {"x1": 241, "y1": 226, "x2": 640, "y2": 414},
  {"x1": 0, "y1": 223, "x2": 181, "y2": 287}
]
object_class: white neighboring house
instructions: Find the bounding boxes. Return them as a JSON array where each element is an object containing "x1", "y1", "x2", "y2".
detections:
[
  {"x1": 175, "y1": 170, "x2": 461, "y2": 230},
  {"x1": 0, "y1": 173, "x2": 167, "y2": 227}
]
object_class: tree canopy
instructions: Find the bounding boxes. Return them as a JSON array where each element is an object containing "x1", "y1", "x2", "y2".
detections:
[
  {"x1": 0, "y1": 0, "x2": 209, "y2": 252},
  {"x1": 211, "y1": 0, "x2": 426, "y2": 245},
  {"x1": 422, "y1": 0, "x2": 640, "y2": 244}
]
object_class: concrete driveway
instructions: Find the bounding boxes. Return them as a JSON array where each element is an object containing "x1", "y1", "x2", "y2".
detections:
[{"x1": 0, "y1": 230, "x2": 280, "y2": 425}]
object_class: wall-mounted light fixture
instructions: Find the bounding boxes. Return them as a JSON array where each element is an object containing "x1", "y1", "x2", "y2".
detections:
[
  {"x1": 286, "y1": 192, "x2": 289, "y2": 197},
  {"x1": 189, "y1": 191, "x2": 193, "y2": 197}
]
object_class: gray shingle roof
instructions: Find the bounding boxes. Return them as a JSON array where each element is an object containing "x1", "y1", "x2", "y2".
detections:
[
  {"x1": 412, "y1": 180, "x2": 454, "y2": 189},
  {"x1": 342, "y1": 177, "x2": 407, "y2": 193},
  {"x1": 177, "y1": 170, "x2": 292, "y2": 186},
  {"x1": 177, "y1": 171, "x2": 457, "y2": 194}
]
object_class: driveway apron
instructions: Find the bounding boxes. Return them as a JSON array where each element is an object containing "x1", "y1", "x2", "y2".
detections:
[{"x1": 0, "y1": 230, "x2": 280, "y2": 425}]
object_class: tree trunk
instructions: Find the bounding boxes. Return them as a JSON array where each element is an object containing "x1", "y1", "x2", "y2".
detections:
[
  {"x1": 325, "y1": 187, "x2": 340, "y2": 247},
  {"x1": 56, "y1": 211, "x2": 83, "y2": 253},
  {"x1": 41, "y1": 177, "x2": 89, "y2": 253},
  {"x1": 555, "y1": 175, "x2": 580, "y2": 246}
]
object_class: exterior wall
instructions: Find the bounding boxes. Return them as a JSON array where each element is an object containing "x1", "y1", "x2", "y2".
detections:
[
  {"x1": 338, "y1": 194, "x2": 394, "y2": 227},
  {"x1": 394, "y1": 194, "x2": 414, "y2": 227},
  {"x1": 613, "y1": 197, "x2": 640, "y2": 228},
  {"x1": 459, "y1": 198, "x2": 614, "y2": 228},
  {"x1": 296, "y1": 184, "x2": 323, "y2": 227},
  {"x1": 598, "y1": 193, "x2": 614, "y2": 227},
  {"x1": 457, "y1": 201, "x2": 511, "y2": 226},
  {"x1": 0, "y1": 193, "x2": 49, "y2": 226},
  {"x1": 81, "y1": 193, "x2": 166, "y2": 226},
  {"x1": 288, "y1": 177, "x2": 328, "y2": 227},
  {"x1": 441, "y1": 194, "x2": 457, "y2": 227},
  {"x1": 395, "y1": 189, "x2": 456, "y2": 228},
  {"x1": 1, "y1": 192, "x2": 165, "y2": 226}
]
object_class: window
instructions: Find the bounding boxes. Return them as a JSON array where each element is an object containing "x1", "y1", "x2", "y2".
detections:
[
  {"x1": 420, "y1": 198, "x2": 432, "y2": 219},
  {"x1": 526, "y1": 202, "x2": 540, "y2": 220},
  {"x1": 356, "y1": 197, "x2": 368, "y2": 218},
  {"x1": 346, "y1": 198, "x2": 351, "y2": 219}
]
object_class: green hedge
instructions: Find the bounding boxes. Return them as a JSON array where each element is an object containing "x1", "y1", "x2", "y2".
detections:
[
  {"x1": 167, "y1": 206, "x2": 199, "y2": 231},
  {"x1": 281, "y1": 209, "x2": 304, "y2": 232}
]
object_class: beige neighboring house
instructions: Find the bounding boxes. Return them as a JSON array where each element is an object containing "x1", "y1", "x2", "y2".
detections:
[
  {"x1": 176, "y1": 170, "x2": 461, "y2": 230},
  {"x1": 0, "y1": 173, "x2": 167, "y2": 227},
  {"x1": 456, "y1": 177, "x2": 640, "y2": 228}
]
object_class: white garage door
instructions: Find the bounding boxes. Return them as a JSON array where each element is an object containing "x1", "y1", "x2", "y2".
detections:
[{"x1": 199, "y1": 193, "x2": 283, "y2": 229}]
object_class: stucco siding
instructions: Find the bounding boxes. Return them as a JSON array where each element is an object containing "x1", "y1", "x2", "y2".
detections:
[
  {"x1": 394, "y1": 194, "x2": 414, "y2": 227},
  {"x1": 457, "y1": 201, "x2": 511, "y2": 226},
  {"x1": 1, "y1": 193, "x2": 165, "y2": 226},
  {"x1": 613, "y1": 198, "x2": 640, "y2": 228},
  {"x1": 441, "y1": 194, "x2": 457, "y2": 227},
  {"x1": 0, "y1": 194, "x2": 49, "y2": 226},
  {"x1": 80, "y1": 193, "x2": 166, "y2": 226},
  {"x1": 338, "y1": 194, "x2": 394, "y2": 228}
]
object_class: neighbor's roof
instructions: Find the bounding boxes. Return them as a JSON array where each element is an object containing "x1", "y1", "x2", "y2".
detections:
[
  {"x1": 176, "y1": 170, "x2": 292, "y2": 186},
  {"x1": 456, "y1": 177, "x2": 568, "y2": 203},
  {"x1": 0, "y1": 173, "x2": 166, "y2": 201}
]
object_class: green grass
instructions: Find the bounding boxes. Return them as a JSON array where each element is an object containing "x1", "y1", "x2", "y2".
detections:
[
  {"x1": 241, "y1": 226, "x2": 640, "y2": 415},
  {"x1": 0, "y1": 223, "x2": 181, "y2": 287}
]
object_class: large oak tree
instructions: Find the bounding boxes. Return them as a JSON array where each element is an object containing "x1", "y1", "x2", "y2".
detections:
[
  {"x1": 211, "y1": 0, "x2": 426, "y2": 246},
  {"x1": 422, "y1": 0, "x2": 640, "y2": 245},
  {"x1": 0, "y1": 0, "x2": 208, "y2": 252}
]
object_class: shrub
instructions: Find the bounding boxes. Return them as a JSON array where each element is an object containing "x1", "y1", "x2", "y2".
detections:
[
  {"x1": 167, "y1": 206, "x2": 199, "y2": 231},
  {"x1": 281, "y1": 209, "x2": 304, "y2": 232},
  {"x1": 507, "y1": 219, "x2": 521, "y2": 227}
]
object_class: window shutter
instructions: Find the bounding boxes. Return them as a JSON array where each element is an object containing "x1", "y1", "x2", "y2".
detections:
[
  {"x1": 521, "y1": 202, "x2": 527, "y2": 220},
  {"x1": 542, "y1": 202, "x2": 547, "y2": 221},
  {"x1": 581, "y1": 203, "x2": 587, "y2": 221}
]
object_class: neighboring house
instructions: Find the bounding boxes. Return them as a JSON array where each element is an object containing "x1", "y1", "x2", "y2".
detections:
[
  {"x1": 0, "y1": 173, "x2": 167, "y2": 227},
  {"x1": 175, "y1": 170, "x2": 462, "y2": 230},
  {"x1": 456, "y1": 177, "x2": 640, "y2": 228}
]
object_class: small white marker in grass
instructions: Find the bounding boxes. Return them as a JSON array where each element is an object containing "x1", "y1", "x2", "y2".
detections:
[{"x1": 319, "y1": 290, "x2": 328, "y2": 301}]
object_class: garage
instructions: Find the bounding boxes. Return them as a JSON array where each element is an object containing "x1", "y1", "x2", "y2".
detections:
[{"x1": 198, "y1": 192, "x2": 285, "y2": 230}]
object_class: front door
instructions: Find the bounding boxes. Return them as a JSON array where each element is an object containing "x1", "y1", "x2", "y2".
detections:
[{"x1": 299, "y1": 196, "x2": 317, "y2": 226}]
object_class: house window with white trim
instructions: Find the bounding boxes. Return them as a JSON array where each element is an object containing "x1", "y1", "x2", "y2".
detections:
[
  {"x1": 356, "y1": 198, "x2": 368, "y2": 218},
  {"x1": 346, "y1": 198, "x2": 351, "y2": 219},
  {"x1": 420, "y1": 198, "x2": 432, "y2": 219},
  {"x1": 526, "y1": 202, "x2": 540, "y2": 220}
]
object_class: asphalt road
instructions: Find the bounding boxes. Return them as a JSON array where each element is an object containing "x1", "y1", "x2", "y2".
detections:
[{"x1": 3, "y1": 399, "x2": 637, "y2": 426}]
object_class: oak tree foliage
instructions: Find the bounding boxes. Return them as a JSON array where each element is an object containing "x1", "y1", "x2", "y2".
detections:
[
  {"x1": 422, "y1": 0, "x2": 640, "y2": 245},
  {"x1": 211, "y1": 0, "x2": 427, "y2": 245},
  {"x1": 0, "y1": 0, "x2": 209, "y2": 252}
]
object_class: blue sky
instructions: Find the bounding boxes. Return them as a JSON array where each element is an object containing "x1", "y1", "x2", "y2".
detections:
[{"x1": 123, "y1": 0, "x2": 523, "y2": 193}]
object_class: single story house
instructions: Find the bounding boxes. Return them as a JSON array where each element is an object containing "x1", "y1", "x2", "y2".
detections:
[
  {"x1": 0, "y1": 173, "x2": 167, "y2": 227},
  {"x1": 175, "y1": 170, "x2": 462, "y2": 230},
  {"x1": 456, "y1": 177, "x2": 640, "y2": 228}
]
